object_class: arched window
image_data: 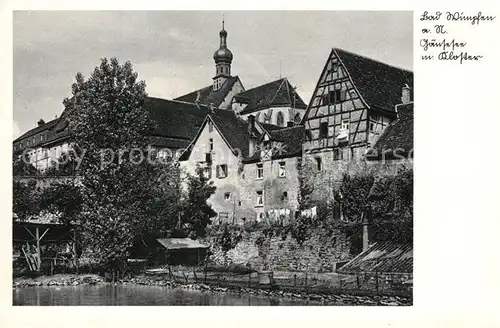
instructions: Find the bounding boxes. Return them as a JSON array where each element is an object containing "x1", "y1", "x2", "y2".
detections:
[
  {"x1": 276, "y1": 111, "x2": 284, "y2": 127},
  {"x1": 294, "y1": 113, "x2": 302, "y2": 124}
]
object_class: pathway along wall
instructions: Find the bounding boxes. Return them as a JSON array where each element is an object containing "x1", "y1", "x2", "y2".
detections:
[{"x1": 203, "y1": 227, "x2": 352, "y2": 273}]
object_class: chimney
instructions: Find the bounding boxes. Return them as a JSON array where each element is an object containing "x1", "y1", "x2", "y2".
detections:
[
  {"x1": 362, "y1": 204, "x2": 372, "y2": 252},
  {"x1": 401, "y1": 84, "x2": 411, "y2": 104},
  {"x1": 209, "y1": 102, "x2": 215, "y2": 113},
  {"x1": 286, "y1": 121, "x2": 294, "y2": 127},
  {"x1": 248, "y1": 115, "x2": 255, "y2": 135},
  {"x1": 37, "y1": 119, "x2": 45, "y2": 127}
]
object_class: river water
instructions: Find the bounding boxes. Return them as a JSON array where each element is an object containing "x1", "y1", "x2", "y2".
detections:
[{"x1": 13, "y1": 284, "x2": 322, "y2": 306}]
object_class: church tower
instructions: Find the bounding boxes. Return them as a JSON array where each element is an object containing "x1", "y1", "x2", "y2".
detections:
[{"x1": 213, "y1": 19, "x2": 233, "y2": 91}]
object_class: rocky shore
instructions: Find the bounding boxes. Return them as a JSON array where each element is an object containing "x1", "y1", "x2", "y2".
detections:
[
  {"x1": 12, "y1": 274, "x2": 412, "y2": 306},
  {"x1": 13, "y1": 274, "x2": 103, "y2": 288},
  {"x1": 120, "y1": 277, "x2": 412, "y2": 306}
]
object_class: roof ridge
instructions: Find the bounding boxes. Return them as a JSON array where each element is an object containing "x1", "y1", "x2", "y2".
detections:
[
  {"x1": 150, "y1": 97, "x2": 211, "y2": 108},
  {"x1": 333, "y1": 47, "x2": 413, "y2": 74},
  {"x1": 237, "y1": 77, "x2": 286, "y2": 94}
]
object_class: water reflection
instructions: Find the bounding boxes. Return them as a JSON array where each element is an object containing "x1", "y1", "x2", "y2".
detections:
[{"x1": 13, "y1": 284, "x2": 320, "y2": 306}]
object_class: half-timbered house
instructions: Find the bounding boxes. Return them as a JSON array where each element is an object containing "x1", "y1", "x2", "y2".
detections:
[{"x1": 301, "y1": 48, "x2": 413, "y2": 200}]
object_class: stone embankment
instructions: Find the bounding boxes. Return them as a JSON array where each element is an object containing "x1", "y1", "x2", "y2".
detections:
[
  {"x1": 13, "y1": 274, "x2": 103, "y2": 288},
  {"x1": 12, "y1": 274, "x2": 411, "y2": 305},
  {"x1": 120, "y1": 277, "x2": 412, "y2": 306}
]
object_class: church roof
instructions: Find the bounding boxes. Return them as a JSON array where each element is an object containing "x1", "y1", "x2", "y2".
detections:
[
  {"x1": 174, "y1": 76, "x2": 240, "y2": 108},
  {"x1": 235, "y1": 78, "x2": 307, "y2": 115},
  {"x1": 369, "y1": 102, "x2": 413, "y2": 159},
  {"x1": 334, "y1": 48, "x2": 413, "y2": 113}
]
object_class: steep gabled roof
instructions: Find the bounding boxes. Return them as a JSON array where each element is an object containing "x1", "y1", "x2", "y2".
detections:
[
  {"x1": 179, "y1": 109, "x2": 251, "y2": 161},
  {"x1": 235, "y1": 78, "x2": 307, "y2": 115},
  {"x1": 369, "y1": 103, "x2": 413, "y2": 159},
  {"x1": 174, "y1": 76, "x2": 241, "y2": 107},
  {"x1": 334, "y1": 48, "x2": 413, "y2": 112}
]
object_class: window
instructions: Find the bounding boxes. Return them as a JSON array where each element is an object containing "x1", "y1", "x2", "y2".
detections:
[
  {"x1": 276, "y1": 111, "x2": 284, "y2": 127},
  {"x1": 315, "y1": 157, "x2": 323, "y2": 171},
  {"x1": 321, "y1": 94, "x2": 329, "y2": 106},
  {"x1": 40, "y1": 135, "x2": 43, "y2": 141},
  {"x1": 332, "y1": 63, "x2": 339, "y2": 72},
  {"x1": 278, "y1": 161, "x2": 286, "y2": 177},
  {"x1": 209, "y1": 138, "x2": 214, "y2": 151},
  {"x1": 205, "y1": 153, "x2": 212, "y2": 163},
  {"x1": 341, "y1": 120, "x2": 350, "y2": 131},
  {"x1": 282, "y1": 191, "x2": 288, "y2": 201},
  {"x1": 208, "y1": 121, "x2": 213, "y2": 132},
  {"x1": 224, "y1": 192, "x2": 231, "y2": 201},
  {"x1": 319, "y1": 122, "x2": 328, "y2": 138},
  {"x1": 203, "y1": 166, "x2": 212, "y2": 179},
  {"x1": 369, "y1": 122, "x2": 376, "y2": 132},
  {"x1": 256, "y1": 163, "x2": 263, "y2": 179},
  {"x1": 256, "y1": 191, "x2": 264, "y2": 206},
  {"x1": 294, "y1": 113, "x2": 301, "y2": 124},
  {"x1": 216, "y1": 164, "x2": 228, "y2": 178},
  {"x1": 329, "y1": 89, "x2": 343, "y2": 104},
  {"x1": 333, "y1": 148, "x2": 343, "y2": 161}
]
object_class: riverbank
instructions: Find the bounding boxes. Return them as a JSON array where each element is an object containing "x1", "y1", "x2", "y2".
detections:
[
  {"x1": 13, "y1": 274, "x2": 103, "y2": 288},
  {"x1": 13, "y1": 273, "x2": 411, "y2": 305}
]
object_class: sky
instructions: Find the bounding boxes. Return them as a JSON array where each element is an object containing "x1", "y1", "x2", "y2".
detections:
[{"x1": 13, "y1": 11, "x2": 413, "y2": 138}]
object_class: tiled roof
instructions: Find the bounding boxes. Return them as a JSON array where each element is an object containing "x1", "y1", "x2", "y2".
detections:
[
  {"x1": 13, "y1": 118, "x2": 60, "y2": 144},
  {"x1": 174, "y1": 76, "x2": 240, "y2": 107},
  {"x1": 209, "y1": 110, "x2": 250, "y2": 156},
  {"x1": 268, "y1": 126, "x2": 305, "y2": 157},
  {"x1": 179, "y1": 109, "x2": 251, "y2": 161},
  {"x1": 244, "y1": 125, "x2": 305, "y2": 162},
  {"x1": 334, "y1": 48, "x2": 413, "y2": 113},
  {"x1": 236, "y1": 78, "x2": 307, "y2": 115},
  {"x1": 14, "y1": 97, "x2": 212, "y2": 151},
  {"x1": 370, "y1": 103, "x2": 413, "y2": 158},
  {"x1": 338, "y1": 242, "x2": 413, "y2": 274},
  {"x1": 146, "y1": 97, "x2": 210, "y2": 143}
]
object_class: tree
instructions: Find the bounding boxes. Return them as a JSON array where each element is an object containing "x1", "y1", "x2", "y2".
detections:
[
  {"x1": 13, "y1": 154, "x2": 39, "y2": 177},
  {"x1": 13, "y1": 179, "x2": 40, "y2": 221},
  {"x1": 180, "y1": 166, "x2": 217, "y2": 239},
  {"x1": 338, "y1": 167, "x2": 413, "y2": 251},
  {"x1": 65, "y1": 58, "x2": 179, "y2": 273},
  {"x1": 38, "y1": 180, "x2": 83, "y2": 226}
]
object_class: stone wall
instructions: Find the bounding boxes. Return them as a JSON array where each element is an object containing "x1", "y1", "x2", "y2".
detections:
[
  {"x1": 203, "y1": 226, "x2": 352, "y2": 273},
  {"x1": 302, "y1": 154, "x2": 413, "y2": 202}
]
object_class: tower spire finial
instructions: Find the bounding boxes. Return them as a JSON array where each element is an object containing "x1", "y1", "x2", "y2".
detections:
[{"x1": 222, "y1": 14, "x2": 225, "y2": 30}]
